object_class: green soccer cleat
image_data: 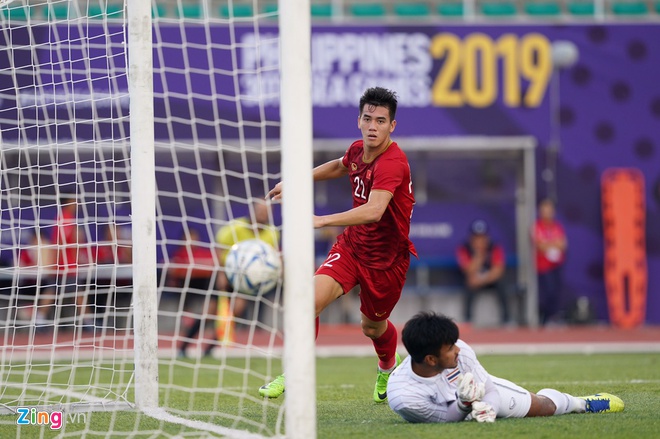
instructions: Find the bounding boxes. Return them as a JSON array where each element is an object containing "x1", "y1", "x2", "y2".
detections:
[
  {"x1": 579, "y1": 393, "x2": 625, "y2": 413},
  {"x1": 373, "y1": 353, "x2": 402, "y2": 403},
  {"x1": 259, "y1": 374, "x2": 285, "y2": 399}
]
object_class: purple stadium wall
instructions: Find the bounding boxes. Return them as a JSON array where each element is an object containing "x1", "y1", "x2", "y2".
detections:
[{"x1": 1, "y1": 23, "x2": 658, "y2": 323}]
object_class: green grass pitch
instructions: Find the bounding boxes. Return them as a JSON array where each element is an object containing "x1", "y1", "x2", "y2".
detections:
[{"x1": 2, "y1": 352, "x2": 659, "y2": 437}]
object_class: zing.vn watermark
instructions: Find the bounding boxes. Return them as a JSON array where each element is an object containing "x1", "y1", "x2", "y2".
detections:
[{"x1": 16, "y1": 407, "x2": 88, "y2": 430}]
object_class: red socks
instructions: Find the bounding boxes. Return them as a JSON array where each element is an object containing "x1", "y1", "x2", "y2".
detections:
[{"x1": 373, "y1": 320, "x2": 397, "y2": 370}]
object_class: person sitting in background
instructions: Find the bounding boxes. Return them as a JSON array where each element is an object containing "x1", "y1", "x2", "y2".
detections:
[
  {"x1": 533, "y1": 198, "x2": 567, "y2": 325},
  {"x1": 387, "y1": 311, "x2": 624, "y2": 423},
  {"x1": 455, "y1": 220, "x2": 511, "y2": 327},
  {"x1": 93, "y1": 223, "x2": 133, "y2": 328},
  {"x1": 0, "y1": 230, "x2": 13, "y2": 296},
  {"x1": 170, "y1": 228, "x2": 217, "y2": 358},
  {"x1": 17, "y1": 228, "x2": 56, "y2": 329},
  {"x1": 95, "y1": 223, "x2": 132, "y2": 267}
]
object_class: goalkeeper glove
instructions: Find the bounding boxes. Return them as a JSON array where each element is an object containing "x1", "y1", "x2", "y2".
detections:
[
  {"x1": 471, "y1": 401, "x2": 496, "y2": 423},
  {"x1": 456, "y1": 372, "x2": 485, "y2": 412}
]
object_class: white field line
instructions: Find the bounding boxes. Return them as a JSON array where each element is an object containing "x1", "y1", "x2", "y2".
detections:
[
  {"x1": 4, "y1": 341, "x2": 660, "y2": 362},
  {"x1": 142, "y1": 407, "x2": 279, "y2": 439},
  {"x1": 316, "y1": 342, "x2": 660, "y2": 358}
]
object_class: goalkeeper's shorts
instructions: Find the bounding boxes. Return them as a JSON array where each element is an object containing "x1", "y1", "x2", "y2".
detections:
[{"x1": 490, "y1": 376, "x2": 532, "y2": 419}]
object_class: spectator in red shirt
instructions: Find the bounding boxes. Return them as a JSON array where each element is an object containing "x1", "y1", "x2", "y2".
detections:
[
  {"x1": 532, "y1": 198, "x2": 567, "y2": 325},
  {"x1": 456, "y1": 220, "x2": 511, "y2": 327}
]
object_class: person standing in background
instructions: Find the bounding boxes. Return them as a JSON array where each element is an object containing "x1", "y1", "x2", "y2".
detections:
[
  {"x1": 533, "y1": 198, "x2": 567, "y2": 325},
  {"x1": 215, "y1": 198, "x2": 280, "y2": 344},
  {"x1": 52, "y1": 193, "x2": 92, "y2": 330},
  {"x1": 93, "y1": 223, "x2": 133, "y2": 328}
]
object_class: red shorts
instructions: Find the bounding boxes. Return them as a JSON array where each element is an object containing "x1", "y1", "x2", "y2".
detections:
[{"x1": 315, "y1": 239, "x2": 410, "y2": 322}]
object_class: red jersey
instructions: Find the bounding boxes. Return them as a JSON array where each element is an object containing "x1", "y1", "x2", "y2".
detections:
[
  {"x1": 53, "y1": 208, "x2": 80, "y2": 272},
  {"x1": 340, "y1": 140, "x2": 416, "y2": 269},
  {"x1": 533, "y1": 219, "x2": 566, "y2": 273},
  {"x1": 18, "y1": 245, "x2": 39, "y2": 268},
  {"x1": 95, "y1": 242, "x2": 131, "y2": 265},
  {"x1": 456, "y1": 242, "x2": 505, "y2": 271},
  {"x1": 171, "y1": 243, "x2": 216, "y2": 279}
]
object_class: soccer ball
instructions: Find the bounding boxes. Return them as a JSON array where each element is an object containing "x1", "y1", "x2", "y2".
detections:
[{"x1": 224, "y1": 239, "x2": 281, "y2": 295}]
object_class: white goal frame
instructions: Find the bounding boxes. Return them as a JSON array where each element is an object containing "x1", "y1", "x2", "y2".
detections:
[
  {"x1": 278, "y1": 1, "x2": 317, "y2": 439},
  {"x1": 128, "y1": 0, "x2": 159, "y2": 414}
]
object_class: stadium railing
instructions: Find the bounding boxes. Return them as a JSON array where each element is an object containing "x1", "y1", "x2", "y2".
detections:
[
  {"x1": 169, "y1": 0, "x2": 660, "y2": 21},
  {"x1": 6, "y1": 0, "x2": 659, "y2": 21}
]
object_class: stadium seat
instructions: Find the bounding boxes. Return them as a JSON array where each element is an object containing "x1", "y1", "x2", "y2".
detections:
[
  {"x1": 349, "y1": 3, "x2": 387, "y2": 17},
  {"x1": 88, "y1": 4, "x2": 123, "y2": 19},
  {"x1": 1, "y1": 5, "x2": 33, "y2": 20},
  {"x1": 437, "y1": 3, "x2": 465, "y2": 16},
  {"x1": 220, "y1": 4, "x2": 254, "y2": 18},
  {"x1": 311, "y1": 3, "x2": 333, "y2": 17},
  {"x1": 480, "y1": 1, "x2": 518, "y2": 16},
  {"x1": 263, "y1": 3, "x2": 278, "y2": 14},
  {"x1": 656, "y1": 1, "x2": 660, "y2": 13},
  {"x1": 46, "y1": 4, "x2": 70, "y2": 19},
  {"x1": 177, "y1": 4, "x2": 204, "y2": 18},
  {"x1": 567, "y1": 2, "x2": 595, "y2": 15},
  {"x1": 611, "y1": 1, "x2": 648, "y2": 14},
  {"x1": 153, "y1": 4, "x2": 167, "y2": 18},
  {"x1": 393, "y1": 3, "x2": 431, "y2": 17},
  {"x1": 525, "y1": 1, "x2": 562, "y2": 16}
]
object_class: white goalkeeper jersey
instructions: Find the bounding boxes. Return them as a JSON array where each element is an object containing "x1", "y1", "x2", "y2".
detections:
[{"x1": 387, "y1": 339, "x2": 499, "y2": 423}]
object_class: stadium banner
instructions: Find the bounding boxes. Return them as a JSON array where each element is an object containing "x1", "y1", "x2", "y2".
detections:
[
  {"x1": 2, "y1": 23, "x2": 657, "y2": 143},
  {"x1": 155, "y1": 23, "x2": 657, "y2": 146},
  {"x1": 1, "y1": 23, "x2": 658, "y2": 323}
]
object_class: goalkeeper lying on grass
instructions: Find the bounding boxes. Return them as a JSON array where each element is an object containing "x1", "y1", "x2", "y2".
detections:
[{"x1": 387, "y1": 312, "x2": 624, "y2": 423}]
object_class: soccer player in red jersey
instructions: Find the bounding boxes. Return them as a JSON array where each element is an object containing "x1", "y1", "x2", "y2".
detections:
[{"x1": 260, "y1": 87, "x2": 416, "y2": 402}]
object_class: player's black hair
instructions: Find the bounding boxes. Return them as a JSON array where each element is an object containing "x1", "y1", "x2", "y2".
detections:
[
  {"x1": 59, "y1": 192, "x2": 77, "y2": 206},
  {"x1": 402, "y1": 312, "x2": 459, "y2": 364},
  {"x1": 539, "y1": 197, "x2": 555, "y2": 208},
  {"x1": 359, "y1": 87, "x2": 398, "y2": 121}
]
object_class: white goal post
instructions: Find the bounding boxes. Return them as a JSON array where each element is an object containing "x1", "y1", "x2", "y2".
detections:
[
  {"x1": 278, "y1": 1, "x2": 317, "y2": 438},
  {"x1": 128, "y1": 0, "x2": 159, "y2": 414}
]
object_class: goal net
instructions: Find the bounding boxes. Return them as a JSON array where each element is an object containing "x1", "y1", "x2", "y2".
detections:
[{"x1": 0, "y1": 0, "x2": 314, "y2": 437}]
